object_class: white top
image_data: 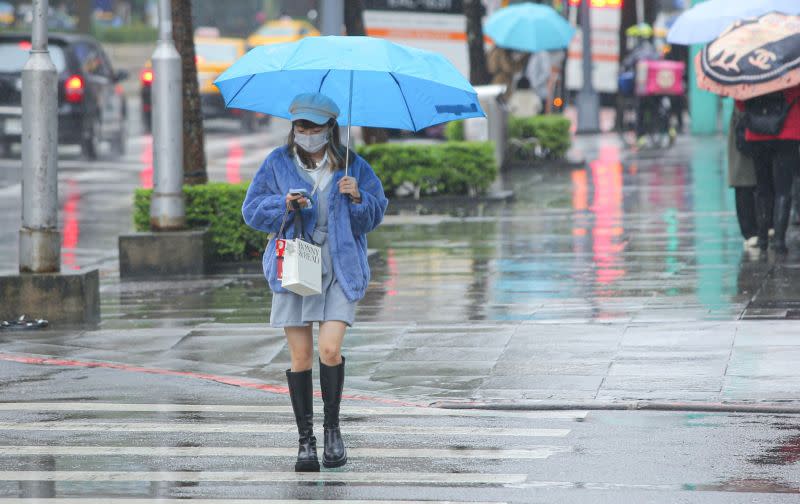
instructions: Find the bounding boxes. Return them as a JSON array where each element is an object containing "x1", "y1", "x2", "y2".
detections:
[{"x1": 293, "y1": 148, "x2": 334, "y2": 196}]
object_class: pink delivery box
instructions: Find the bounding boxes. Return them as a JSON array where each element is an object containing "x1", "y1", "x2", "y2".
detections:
[{"x1": 635, "y1": 60, "x2": 685, "y2": 96}]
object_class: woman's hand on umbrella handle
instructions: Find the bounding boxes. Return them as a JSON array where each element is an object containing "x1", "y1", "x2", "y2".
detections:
[
  {"x1": 339, "y1": 176, "x2": 361, "y2": 202},
  {"x1": 286, "y1": 193, "x2": 308, "y2": 210}
]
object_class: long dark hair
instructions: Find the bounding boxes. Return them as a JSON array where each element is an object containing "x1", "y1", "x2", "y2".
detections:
[{"x1": 288, "y1": 119, "x2": 347, "y2": 172}]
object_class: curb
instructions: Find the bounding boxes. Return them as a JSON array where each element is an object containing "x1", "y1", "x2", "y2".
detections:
[{"x1": 430, "y1": 400, "x2": 800, "y2": 415}]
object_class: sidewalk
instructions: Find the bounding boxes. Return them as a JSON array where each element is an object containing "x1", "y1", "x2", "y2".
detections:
[{"x1": 1, "y1": 133, "x2": 799, "y2": 410}]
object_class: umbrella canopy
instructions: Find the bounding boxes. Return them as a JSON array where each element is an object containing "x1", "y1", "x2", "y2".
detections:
[
  {"x1": 667, "y1": 0, "x2": 800, "y2": 45},
  {"x1": 214, "y1": 36, "x2": 484, "y2": 132},
  {"x1": 484, "y1": 2, "x2": 575, "y2": 53},
  {"x1": 695, "y1": 12, "x2": 800, "y2": 100}
]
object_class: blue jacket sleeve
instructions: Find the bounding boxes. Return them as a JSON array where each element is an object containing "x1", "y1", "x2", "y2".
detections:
[
  {"x1": 242, "y1": 157, "x2": 288, "y2": 234},
  {"x1": 349, "y1": 159, "x2": 388, "y2": 235}
]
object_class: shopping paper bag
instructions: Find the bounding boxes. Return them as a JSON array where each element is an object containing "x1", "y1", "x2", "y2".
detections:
[{"x1": 276, "y1": 237, "x2": 322, "y2": 296}]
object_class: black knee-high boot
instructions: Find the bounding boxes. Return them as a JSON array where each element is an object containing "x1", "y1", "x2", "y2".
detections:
[
  {"x1": 772, "y1": 194, "x2": 792, "y2": 254},
  {"x1": 286, "y1": 368, "x2": 320, "y2": 472},
  {"x1": 319, "y1": 356, "x2": 347, "y2": 468},
  {"x1": 755, "y1": 191, "x2": 772, "y2": 250}
]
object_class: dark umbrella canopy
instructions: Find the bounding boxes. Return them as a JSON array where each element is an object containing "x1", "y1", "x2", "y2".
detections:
[{"x1": 696, "y1": 12, "x2": 800, "y2": 100}]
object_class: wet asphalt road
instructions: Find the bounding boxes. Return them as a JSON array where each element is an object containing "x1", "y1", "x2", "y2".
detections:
[
  {"x1": 1, "y1": 106, "x2": 800, "y2": 500},
  {"x1": 0, "y1": 360, "x2": 797, "y2": 503}
]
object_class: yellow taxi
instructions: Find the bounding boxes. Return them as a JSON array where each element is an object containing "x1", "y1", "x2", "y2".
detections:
[
  {"x1": 246, "y1": 19, "x2": 319, "y2": 47},
  {"x1": 141, "y1": 33, "x2": 265, "y2": 131}
]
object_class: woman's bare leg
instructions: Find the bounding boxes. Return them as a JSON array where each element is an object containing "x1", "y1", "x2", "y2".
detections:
[
  {"x1": 285, "y1": 326, "x2": 314, "y2": 371},
  {"x1": 318, "y1": 321, "x2": 346, "y2": 366}
]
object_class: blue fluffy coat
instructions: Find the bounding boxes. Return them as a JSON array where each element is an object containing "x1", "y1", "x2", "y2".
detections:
[{"x1": 242, "y1": 146, "x2": 388, "y2": 302}]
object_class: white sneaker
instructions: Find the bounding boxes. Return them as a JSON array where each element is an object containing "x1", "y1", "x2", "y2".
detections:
[{"x1": 744, "y1": 236, "x2": 760, "y2": 250}]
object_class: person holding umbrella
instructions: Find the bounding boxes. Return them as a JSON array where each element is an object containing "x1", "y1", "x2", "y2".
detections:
[
  {"x1": 216, "y1": 35, "x2": 484, "y2": 471},
  {"x1": 242, "y1": 92, "x2": 388, "y2": 471},
  {"x1": 694, "y1": 12, "x2": 800, "y2": 253}
]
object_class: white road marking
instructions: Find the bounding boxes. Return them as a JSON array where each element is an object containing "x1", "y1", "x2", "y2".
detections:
[
  {"x1": 0, "y1": 471, "x2": 528, "y2": 485},
  {"x1": 0, "y1": 500, "x2": 507, "y2": 504},
  {"x1": 0, "y1": 422, "x2": 568, "y2": 438},
  {"x1": 0, "y1": 402, "x2": 587, "y2": 420},
  {"x1": 0, "y1": 445, "x2": 568, "y2": 460}
]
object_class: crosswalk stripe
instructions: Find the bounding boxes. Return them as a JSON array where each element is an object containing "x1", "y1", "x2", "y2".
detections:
[
  {"x1": 0, "y1": 471, "x2": 528, "y2": 485},
  {"x1": 0, "y1": 446, "x2": 568, "y2": 460},
  {"x1": 0, "y1": 422, "x2": 567, "y2": 437},
  {"x1": 0, "y1": 500, "x2": 508, "y2": 504},
  {"x1": 0, "y1": 402, "x2": 588, "y2": 420}
]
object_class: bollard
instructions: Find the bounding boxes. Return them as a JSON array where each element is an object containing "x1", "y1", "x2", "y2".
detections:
[{"x1": 150, "y1": 0, "x2": 185, "y2": 230}]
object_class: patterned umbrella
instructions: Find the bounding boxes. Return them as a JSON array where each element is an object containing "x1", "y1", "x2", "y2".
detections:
[{"x1": 695, "y1": 12, "x2": 800, "y2": 100}]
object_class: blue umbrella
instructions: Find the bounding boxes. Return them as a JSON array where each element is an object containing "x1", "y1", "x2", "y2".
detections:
[
  {"x1": 667, "y1": 0, "x2": 800, "y2": 45},
  {"x1": 215, "y1": 36, "x2": 483, "y2": 131},
  {"x1": 484, "y1": 2, "x2": 575, "y2": 53},
  {"x1": 215, "y1": 36, "x2": 484, "y2": 174}
]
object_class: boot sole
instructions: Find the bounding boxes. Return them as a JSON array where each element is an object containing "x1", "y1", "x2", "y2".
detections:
[
  {"x1": 295, "y1": 460, "x2": 320, "y2": 472},
  {"x1": 322, "y1": 455, "x2": 347, "y2": 468}
]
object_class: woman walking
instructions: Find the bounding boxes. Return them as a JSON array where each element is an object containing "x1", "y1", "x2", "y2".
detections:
[
  {"x1": 737, "y1": 85, "x2": 800, "y2": 253},
  {"x1": 242, "y1": 93, "x2": 388, "y2": 471}
]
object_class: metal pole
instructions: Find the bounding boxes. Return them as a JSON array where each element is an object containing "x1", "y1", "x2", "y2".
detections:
[
  {"x1": 19, "y1": 0, "x2": 60, "y2": 273},
  {"x1": 345, "y1": 70, "x2": 353, "y2": 178},
  {"x1": 320, "y1": 0, "x2": 344, "y2": 36},
  {"x1": 636, "y1": 0, "x2": 645, "y2": 25},
  {"x1": 150, "y1": 0, "x2": 185, "y2": 230},
  {"x1": 576, "y1": 0, "x2": 600, "y2": 133}
]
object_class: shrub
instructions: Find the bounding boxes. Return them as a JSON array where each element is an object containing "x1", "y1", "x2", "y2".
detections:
[
  {"x1": 358, "y1": 141, "x2": 496, "y2": 198},
  {"x1": 134, "y1": 183, "x2": 267, "y2": 262},
  {"x1": 508, "y1": 114, "x2": 572, "y2": 160},
  {"x1": 93, "y1": 23, "x2": 158, "y2": 43},
  {"x1": 444, "y1": 120, "x2": 465, "y2": 142}
]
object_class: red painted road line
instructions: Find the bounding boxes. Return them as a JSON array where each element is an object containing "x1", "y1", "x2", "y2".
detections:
[{"x1": 0, "y1": 352, "x2": 425, "y2": 408}]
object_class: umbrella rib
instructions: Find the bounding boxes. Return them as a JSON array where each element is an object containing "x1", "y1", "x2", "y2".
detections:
[
  {"x1": 317, "y1": 69, "x2": 332, "y2": 92},
  {"x1": 389, "y1": 72, "x2": 417, "y2": 132},
  {"x1": 223, "y1": 74, "x2": 255, "y2": 108}
]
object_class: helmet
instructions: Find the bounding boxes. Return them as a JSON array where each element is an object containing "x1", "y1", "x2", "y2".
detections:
[{"x1": 626, "y1": 23, "x2": 654, "y2": 38}]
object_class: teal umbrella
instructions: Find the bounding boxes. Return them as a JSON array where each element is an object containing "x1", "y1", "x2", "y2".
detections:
[{"x1": 484, "y1": 2, "x2": 575, "y2": 53}]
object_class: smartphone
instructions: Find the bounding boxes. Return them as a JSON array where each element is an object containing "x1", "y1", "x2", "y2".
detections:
[{"x1": 289, "y1": 188, "x2": 312, "y2": 209}]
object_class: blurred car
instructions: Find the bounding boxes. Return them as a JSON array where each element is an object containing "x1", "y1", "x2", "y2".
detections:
[
  {"x1": 246, "y1": 19, "x2": 319, "y2": 47},
  {"x1": 141, "y1": 35, "x2": 265, "y2": 132},
  {"x1": 0, "y1": 2, "x2": 15, "y2": 27},
  {"x1": 0, "y1": 33, "x2": 128, "y2": 159}
]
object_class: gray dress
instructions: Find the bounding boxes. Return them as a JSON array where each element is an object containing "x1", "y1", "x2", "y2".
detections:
[{"x1": 269, "y1": 160, "x2": 357, "y2": 328}]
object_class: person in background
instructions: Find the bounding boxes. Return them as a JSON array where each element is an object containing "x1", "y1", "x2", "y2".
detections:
[
  {"x1": 242, "y1": 93, "x2": 388, "y2": 472},
  {"x1": 736, "y1": 84, "x2": 800, "y2": 253},
  {"x1": 621, "y1": 23, "x2": 661, "y2": 145},
  {"x1": 728, "y1": 109, "x2": 765, "y2": 251},
  {"x1": 487, "y1": 45, "x2": 529, "y2": 103}
]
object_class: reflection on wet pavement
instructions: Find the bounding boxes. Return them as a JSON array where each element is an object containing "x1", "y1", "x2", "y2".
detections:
[{"x1": 90, "y1": 135, "x2": 799, "y2": 327}]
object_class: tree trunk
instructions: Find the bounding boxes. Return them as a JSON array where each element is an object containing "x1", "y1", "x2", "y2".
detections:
[
  {"x1": 171, "y1": 0, "x2": 207, "y2": 185},
  {"x1": 344, "y1": 0, "x2": 388, "y2": 144},
  {"x1": 463, "y1": 0, "x2": 490, "y2": 85},
  {"x1": 75, "y1": 0, "x2": 93, "y2": 34}
]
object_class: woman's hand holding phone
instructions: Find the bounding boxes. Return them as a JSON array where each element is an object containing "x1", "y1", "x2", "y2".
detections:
[{"x1": 286, "y1": 190, "x2": 310, "y2": 210}]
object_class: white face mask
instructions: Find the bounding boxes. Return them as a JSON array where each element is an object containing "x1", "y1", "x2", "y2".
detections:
[{"x1": 295, "y1": 128, "x2": 329, "y2": 153}]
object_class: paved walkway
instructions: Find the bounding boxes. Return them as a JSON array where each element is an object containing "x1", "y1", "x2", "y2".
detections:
[{"x1": 1, "y1": 134, "x2": 799, "y2": 409}]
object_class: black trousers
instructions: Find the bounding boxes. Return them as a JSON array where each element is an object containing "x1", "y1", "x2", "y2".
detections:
[
  {"x1": 752, "y1": 140, "x2": 800, "y2": 242},
  {"x1": 734, "y1": 186, "x2": 760, "y2": 240}
]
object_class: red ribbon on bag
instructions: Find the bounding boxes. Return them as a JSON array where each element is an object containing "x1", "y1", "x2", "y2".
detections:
[{"x1": 276, "y1": 239, "x2": 286, "y2": 280}]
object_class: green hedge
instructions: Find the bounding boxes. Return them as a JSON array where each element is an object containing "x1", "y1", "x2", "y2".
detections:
[
  {"x1": 508, "y1": 115, "x2": 572, "y2": 160},
  {"x1": 134, "y1": 183, "x2": 267, "y2": 262},
  {"x1": 133, "y1": 143, "x2": 496, "y2": 260},
  {"x1": 444, "y1": 120, "x2": 465, "y2": 142},
  {"x1": 93, "y1": 23, "x2": 157, "y2": 43},
  {"x1": 358, "y1": 141, "x2": 496, "y2": 198}
]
